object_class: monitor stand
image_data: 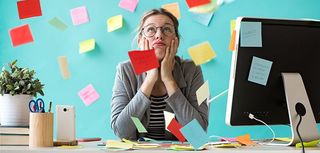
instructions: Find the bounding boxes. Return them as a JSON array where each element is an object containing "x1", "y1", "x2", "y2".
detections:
[{"x1": 281, "y1": 73, "x2": 320, "y2": 146}]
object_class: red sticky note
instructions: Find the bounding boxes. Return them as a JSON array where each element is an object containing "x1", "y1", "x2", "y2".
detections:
[
  {"x1": 9, "y1": 24, "x2": 34, "y2": 47},
  {"x1": 167, "y1": 118, "x2": 186, "y2": 143},
  {"x1": 185, "y1": 0, "x2": 211, "y2": 8},
  {"x1": 17, "y1": 0, "x2": 42, "y2": 19},
  {"x1": 128, "y1": 49, "x2": 159, "y2": 75}
]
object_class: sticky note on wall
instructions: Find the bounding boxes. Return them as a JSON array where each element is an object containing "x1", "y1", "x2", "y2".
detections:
[
  {"x1": 70, "y1": 6, "x2": 89, "y2": 25},
  {"x1": 162, "y1": 2, "x2": 181, "y2": 19},
  {"x1": 107, "y1": 15, "x2": 123, "y2": 32},
  {"x1": 240, "y1": 22, "x2": 262, "y2": 47},
  {"x1": 57, "y1": 56, "x2": 71, "y2": 80},
  {"x1": 196, "y1": 80, "x2": 210, "y2": 106},
  {"x1": 191, "y1": 12, "x2": 214, "y2": 26},
  {"x1": 48, "y1": 17, "x2": 68, "y2": 31},
  {"x1": 17, "y1": 0, "x2": 42, "y2": 19},
  {"x1": 78, "y1": 84, "x2": 100, "y2": 106},
  {"x1": 9, "y1": 24, "x2": 34, "y2": 47},
  {"x1": 118, "y1": 0, "x2": 139, "y2": 12},
  {"x1": 186, "y1": 0, "x2": 211, "y2": 8},
  {"x1": 188, "y1": 41, "x2": 216, "y2": 65},
  {"x1": 79, "y1": 38, "x2": 95, "y2": 54},
  {"x1": 248, "y1": 56, "x2": 273, "y2": 86}
]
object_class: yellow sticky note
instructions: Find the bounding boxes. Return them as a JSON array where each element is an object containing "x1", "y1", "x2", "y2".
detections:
[
  {"x1": 170, "y1": 145, "x2": 194, "y2": 151},
  {"x1": 107, "y1": 15, "x2": 123, "y2": 32},
  {"x1": 188, "y1": 41, "x2": 216, "y2": 65},
  {"x1": 58, "y1": 145, "x2": 83, "y2": 149},
  {"x1": 162, "y1": 2, "x2": 180, "y2": 19},
  {"x1": 275, "y1": 137, "x2": 292, "y2": 142},
  {"x1": 57, "y1": 56, "x2": 71, "y2": 80},
  {"x1": 106, "y1": 140, "x2": 133, "y2": 149},
  {"x1": 230, "y1": 19, "x2": 236, "y2": 35},
  {"x1": 196, "y1": 80, "x2": 210, "y2": 106},
  {"x1": 214, "y1": 143, "x2": 241, "y2": 148},
  {"x1": 296, "y1": 139, "x2": 320, "y2": 148},
  {"x1": 79, "y1": 38, "x2": 95, "y2": 54},
  {"x1": 163, "y1": 111, "x2": 175, "y2": 131}
]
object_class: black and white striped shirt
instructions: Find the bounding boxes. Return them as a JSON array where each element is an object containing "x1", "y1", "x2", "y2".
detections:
[{"x1": 146, "y1": 95, "x2": 168, "y2": 140}]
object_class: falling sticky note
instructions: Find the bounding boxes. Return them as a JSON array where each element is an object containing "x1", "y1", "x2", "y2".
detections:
[
  {"x1": 118, "y1": 0, "x2": 139, "y2": 12},
  {"x1": 186, "y1": 0, "x2": 211, "y2": 8},
  {"x1": 180, "y1": 119, "x2": 209, "y2": 149},
  {"x1": 163, "y1": 111, "x2": 175, "y2": 131},
  {"x1": 188, "y1": 41, "x2": 216, "y2": 65},
  {"x1": 17, "y1": 0, "x2": 42, "y2": 19},
  {"x1": 48, "y1": 17, "x2": 68, "y2": 31},
  {"x1": 79, "y1": 38, "x2": 95, "y2": 54},
  {"x1": 248, "y1": 56, "x2": 273, "y2": 86},
  {"x1": 128, "y1": 49, "x2": 160, "y2": 75},
  {"x1": 229, "y1": 30, "x2": 236, "y2": 51},
  {"x1": 230, "y1": 19, "x2": 236, "y2": 35},
  {"x1": 196, "y1": 80, "x2": 210, "y2": 106},
  {"x1": 240, "y1": 22, "x2": 262, "y2": 47},
  {"x1": 70, "y1": 6, "x2": 89, "y2": 25},
  {"x1": 167, "y1": 118, "x2": 186, "y2": 143},
  {"x1": 162, "y1": 3, "x2": 181, "y2": 19},
  {"x1": 78, "y1": 84, "x2": 100, "y2": 106},
  {"x1": 57, "y1": 56, "x2": 71, "y2": 80},
  {"x1": 236, "y1": 134, "x2": 255, "y2": 146},
  {"x1": 9, "y1": 24, "x2": 34, "y2": 47},
  {"x1": 191, "y1": 12, "x2": 214, "y2": 26},
  {"x1": 131, "y1": 117, "x2": 147, "y2": 133},
  {"x1": 107, "y1": 15, "x2": 123, "y2": 32}
]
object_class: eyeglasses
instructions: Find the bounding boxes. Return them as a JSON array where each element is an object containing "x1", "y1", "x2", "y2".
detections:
[{"x1": 141, "y1": 24, "x2": 175, "y2": 38}]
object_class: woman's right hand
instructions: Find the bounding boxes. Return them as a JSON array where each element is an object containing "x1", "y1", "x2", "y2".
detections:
[{"x1": 140, "y1": 38, "x2": 158, "y2": 82}]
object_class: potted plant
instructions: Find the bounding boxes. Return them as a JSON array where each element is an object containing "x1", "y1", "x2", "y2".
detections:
[{"x1": 0, "y1": 60, "x2": 44, "y2": 126}]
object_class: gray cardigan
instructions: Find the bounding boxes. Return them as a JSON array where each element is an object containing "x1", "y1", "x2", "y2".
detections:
[{"x1": 110, "y1": 56, "x2": 208, "y2": 140}]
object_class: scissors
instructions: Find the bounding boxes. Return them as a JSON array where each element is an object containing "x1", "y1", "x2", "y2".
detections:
[{"x1": 29, "y1": 98, "x2": 45, "y2": 113}]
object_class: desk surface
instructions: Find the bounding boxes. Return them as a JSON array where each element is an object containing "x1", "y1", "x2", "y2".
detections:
[{"x1": 1, "y1": 142, "x2": 319, "y2": 153}]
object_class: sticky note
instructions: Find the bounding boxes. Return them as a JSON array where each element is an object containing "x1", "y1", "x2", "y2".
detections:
[
  {"x1": 9, "y1": 24, "x2": 34, "y2": 47},
  {"x1": 186, "y1": 0, "x2": 211, "y2": 8},
  {"x1": 162, "y1": 3, "x2": 181, "y2": 19},
  {"x1": 79, "y1": 38, "x2": 95, "y2": 54},
  {"x1": 248, "y1": 56, "x2": 273, "y2": 86},
  {"x1": 191, "y1": 12, "x2": 214, "y2": 26},
  {"x1": 57, "y1": 56, "x2": 71, "y2": 80},
  {"x1": 236, "y1": 134, "x2": 255, "y2": 146},
  {"x1": 48, "y1": 17, "x2": 68, "y2": 31},
  {"x1": 189, "y1": 1, "x2": 218, "y2": 14},
  {"x1": 163, "y1": 111, "x2": 175, "y2": 131},
  {"x1": 275, "y1": 137, "x2": 291, "y2": 142},
  {"x1": 107, "y1": 15, "x2": 123, "y2": 32},
  {"x1": 180, "y1": 119, "x2": 209, "y2": 149},
  {"x1": 196, "y1": 80, "x2": 210, "y2": 106},
  {"x1": 131, "y1": 117, "x2": 147, "y2": 133},
  {"x1": 240, "y1": 22, "x2": 262, "y2": 47},
  {"x1": 230, "y1": 19, "x2": 236, "y2": 35},
  {"x1": 128, "y1": 49, "x2": 160, "y2": 75},
  {"x1": 167, "y1": 118, "x2": 186, "y2": 143},
  {"x1": 78, "y1": 84, "x2": 100, "y2": 106},
  {"x1": 188, "y1": 41, "x2": 216, "y2": 65},
  {"x1": 17, "y1": 0, "x2": 42, "y2": 19},
  {"x1": 296, "y1": 139, "x2": 320, "y2": 148},
  {"x1": 58, "y1": 145, "x2": 83, "y2": 149},
  {"x1": 169, "y1": 145, "x2": 194, "y2": 151},
  {"x1": 70, "y1": 6, "x2": 89, "y2": 25},
  {"x1": 106, "y1": 140, "x2": 133, "y2": 149},
  {"x1": 229, "y1": 30, "x2": 236, "y2": 51},
  {"x1": 221, "y1": 137, "x2": 237, "y2": 142},
  {"x1": 214, "y1": 143, "x2": 241, "y2": 148},
  {"x1": 118, "y1": 0, "x2": 139, "y2": 12}
]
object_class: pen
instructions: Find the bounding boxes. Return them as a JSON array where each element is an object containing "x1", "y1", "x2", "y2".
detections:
[{"x1": 48, "y1": 101, "x2": 52, "y2": 112}]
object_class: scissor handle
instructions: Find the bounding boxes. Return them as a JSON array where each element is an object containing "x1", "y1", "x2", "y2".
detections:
[
  {"x1": 28, "y1": 100, "x2": 38, "y2": 112},
  {"x1": 36, "y1": 98, "x2": 45, "y2": 112}
]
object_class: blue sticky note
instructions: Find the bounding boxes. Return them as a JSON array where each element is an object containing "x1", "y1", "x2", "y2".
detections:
[
  {"x1": 240, "y1": 22, "x2": 262, "y2": 47},
  {"x1": 180, "y1": 119, "x2": 209, "y2": 149},
  {"x1": 248, "y1": 56, "x2": 273, "y2": 86},
  {"x1": 191, "y1": 12, "x2": 214, "y2": 26}
]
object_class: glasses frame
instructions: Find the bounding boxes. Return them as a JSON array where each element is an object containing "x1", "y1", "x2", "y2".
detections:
[{"x1": 141, "y1": 23, "x2": 176, "y2": 38}]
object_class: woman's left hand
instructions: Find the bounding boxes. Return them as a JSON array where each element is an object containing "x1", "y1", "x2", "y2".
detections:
[{"x1": 161, "y1": 37, "x2": 178, "y2": 82}]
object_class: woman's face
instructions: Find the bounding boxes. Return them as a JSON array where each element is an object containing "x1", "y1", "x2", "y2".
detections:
[{"x1": 140, "y1": 14, "x2": 178, "y2": 60}]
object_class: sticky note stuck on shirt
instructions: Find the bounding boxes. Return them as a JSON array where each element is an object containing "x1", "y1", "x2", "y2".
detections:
[
  {"x1": 118, "y1": 0, "x2": 139, "y2": 12},
  {"x1": 70, "y1": 6, "x2": 89, "y2": 25},
  {"x1": 107, "y1": 15, "x2": 123, "y2": 32},
  {"x1": 9, "y1": 24, "x2": 34, "y2": 47},
  {"x1": 78, "y1": 84, "x2": 100, "y2": 106},
  {"x1": 196, "y1": 80, "x2": 210, "y2": 106},
  {"x1": 17, "y1": 0, "x2": 42, "y2": 19},
  {"x1": 79, "y1": 38, "x2": 95, "y2": 54},
  {"x1": 240, "y1": 22, "x2": 262, "y2": 47},
  {"x1": 57, "y1": 56, "x2": 71, "y2": 80},
  {"x1": 162, "y1": 2, "x2": 181, "y2": 19},
  {"x1": 128, "y1": 49, "x2": 160, "y2": 75},
  {"x1": 180, "y1": 119, "x2": 209, "y2": 149},
  {"x1": 131, "y1": 117, "x2": 147, "y2": 133},
  {"x1": 188, "y1": 41, "x2": 216, "y2": 65},
  {"x1": 248, "y1": 56, "x2": 273, "y2": 86}
]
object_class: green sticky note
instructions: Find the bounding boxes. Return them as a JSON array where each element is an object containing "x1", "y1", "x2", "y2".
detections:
[
  {"x1": 48, "y1": 17, "x2": 68, "y2": 31},
  {"x1": 295, "y1": 139, "x2": 320, "y2": 148},
  {"x1": 79, "y1": 38, "x2": 95, "y2": 54},
  {"x1": 131, "y1": 116, "x2": 147, "y2": 133}
]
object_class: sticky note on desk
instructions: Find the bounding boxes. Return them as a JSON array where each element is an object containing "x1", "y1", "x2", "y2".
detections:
[
  {"x1": 106, "y1": 140, "x2": 133, "y2": 149},
  {"x1": 162, "y1": 2, "x2": 180, "y2": 19},
  {"x1": 236, "y1": 134, "x2": 255, "y2": 146},
  {"x1": 240, "y1": 22, "x2": 262, "y2": 47},
  {"x1": 79, "y1": 38, "x2": 95, "y2": 54},
  {"x1": 180, "y1": 119, "x2": 209, "y2": 149},
  {"x1": 196, "y1": 80, "x2": 210, "y2": 106},
  {"x1": 188, "y1": 41, "x2": 216, "y2": 65},
  {"x1": 17, "y1": 0, "x2": 42, "y2": 19},
  {"x1": 48, "y1": 17, "x2": 68, "y2": 31},
  {"x1": 167, "y1": 118, "x2": 186, "y2": 143},
  {"x1": 107, "y1": 15, "x2": 123, "y2": 32},
  {"x1": 248, "y1": 56, "x2": 273, "y2": 86},
  {"x1": 118, "y1": 0, "x2": 139, "y2": 12},
  {"x1": 131, "y1": 117, "x2": 147, "y2": 133},
  {"x1": 191, "y1": 12, "x2": 214, "y2": 26},
  {"x1": 70, "y1": 6, "x2": 89, "y2": 25},
  {"x1": 9, "y1": 24, "x2": 34, "y2": 47},
  {"x1": 78, "y1": 84, "x2": 100, "y2": 106},
  {"x1": 128, "y1": 49, "x2": 159, "y2": 75},
  {"x1": 58, "y1": 56, "x2": 71, "y2": 80},
  {"x1": 164, "y1": 111, "x2": 175, "y2": 131}
]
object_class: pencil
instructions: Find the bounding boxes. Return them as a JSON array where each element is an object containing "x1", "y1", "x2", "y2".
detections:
[{"x1": 48, "y1": 101, "x2": 52, "y2": 112}]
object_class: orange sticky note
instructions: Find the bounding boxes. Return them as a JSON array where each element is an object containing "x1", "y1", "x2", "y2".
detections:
[
  {"x1": 58, "y1": 56, "x2": 71, "y2": 80},
  {"x1": 236, "y1": 134, "x2": 255, "y2": 146},
  {"x1": 229, "y1": 30, "x2": 236, "y2": 51},
  {"x1": 162, "y1": 2, "x2": 180, "y2": 19}
]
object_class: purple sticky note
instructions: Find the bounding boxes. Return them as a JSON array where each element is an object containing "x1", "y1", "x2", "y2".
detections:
[
  {"x1": 118, "y1": 0, "x2": 139, "y2": 12},
  {"x1": 78, "y1": 84, "x2": 100, "y2": 106},
  {"x1": 70, "y1": 6, "x2": 89, "y2": 25}
]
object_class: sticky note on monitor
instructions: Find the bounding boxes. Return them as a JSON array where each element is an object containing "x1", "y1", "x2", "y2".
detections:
[
  {"x1": 230, "y1": 19, "x2": 236, "y2": 35},
  {"x1": 188, "y1": 41, "x2": 216, "y2": 65},
  {"x1": 57, "y1": 56, "x2": 71, "y2": 80},
  {"x1": 191, "y1": 12, "x2": 214, "y2": 26},
  {"x1": 196, "y1": 80, "x2": 210, "y2": 106},
  {"x1": 118, "y1": 0, "x2": 139, "y2": 12},
  {"x1": 107, "y1": 15, "x2": 123, "y2": 32},
  {"x1": 128, "y1": 49, "x2": 160, "y2": 75},
  {"x1": 167, "y1": 118, "x2": 186, "y2": 143},
  {"x1": 240, "y1": 22, "x2": 262, "y2": 47},
  {"x1": 48, "y1": 17, "x2": 68, "y2": 31},
  {"x1": 162, "y1": 2, "x2": 181, "y2": 19},
  {"x1": 163, "y1": 111, "x2": 175, "y2": 131},
  {"x1": 229, "y1": 30, "x2": 236, "y2": 51},
  {"x1": 70, "y1": 6, "x2": 89, "y2": 25},
  {"x1": 180, "y1": 119, "x2": 209, "y2": 149},
  {"x1": 186, "y1": 0, "x2": 211, "y2": 8},
  {"x1": 17, "y1": 0, "x2": 42, "y2": 19},
  {"x1": 79, "y1": 38, "x2": 95, "y2": 54},
  {"x1": 248, "y1": 56, "x2": 273, "y2": 86},
  {"x1": 131, "y1": 117, "x2": 147, "y2": 133},
  {"x1": 9, "y1": 24, "x2": 34, "y2": 47},
  {"x1": 78, "y1": 84, "x2": 100, "y2": 106}
]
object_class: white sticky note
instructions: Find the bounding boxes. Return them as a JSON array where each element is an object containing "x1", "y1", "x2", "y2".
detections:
[
  {"x1": 248, "y1": 56, "x2": 273, "y2": 86},
  {"x1": 196, "y1": 80, "x2": 210, "y2": 106},
  {"x1": 240, "y1": 22, "x2": 262, "y2": 47},
  {"x1": 163, "y1": 111, "x2": 175, "y2": 131}
]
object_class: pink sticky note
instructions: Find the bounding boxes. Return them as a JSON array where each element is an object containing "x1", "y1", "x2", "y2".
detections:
[
  {"x1": 70, "y1": 6, "x2": 89, "y2": 25},
  {"x1": 78, "y1": 84, "x2": 100, "y2": 106},
  {"x1": 118, "y1": 0, "x2": 139, "y2": 12}
]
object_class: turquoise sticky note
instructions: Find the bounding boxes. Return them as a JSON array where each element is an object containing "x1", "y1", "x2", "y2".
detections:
[
  {"x1": 131, "y1": 116, "x2": 147, "y2": 133},
  {"x1": 191, "y1": 12, "x2": 214, "y2": 26},
  {"x1": 248, "y1": 56, "x2": 273, "y2": 86},
  {"x1": 240, "y1": 22, "x2": 262, "y2": 47},
  {"x1": 180, "y1": 119, "x2": 209, "y2": 149}
]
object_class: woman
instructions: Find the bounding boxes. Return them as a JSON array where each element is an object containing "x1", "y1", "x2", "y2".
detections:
[{"x1": 111, "y1": 8, "x2": 208, "y2": 140}]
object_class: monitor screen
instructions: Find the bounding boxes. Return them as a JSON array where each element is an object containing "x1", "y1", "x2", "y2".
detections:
[{"x1": 226, "y1": 17, "x2": 320, "y2": 126}]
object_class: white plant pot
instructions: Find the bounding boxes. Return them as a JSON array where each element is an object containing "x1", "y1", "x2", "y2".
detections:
[{"x1": 0, "y1": 94, "x2": 33, "y2": 126}]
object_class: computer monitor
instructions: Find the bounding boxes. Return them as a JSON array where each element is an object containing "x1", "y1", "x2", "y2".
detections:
[{"x1": 226, "y1": 17, "x2": 320, "y2": 145}]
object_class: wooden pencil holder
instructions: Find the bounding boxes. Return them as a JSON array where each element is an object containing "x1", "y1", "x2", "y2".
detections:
[{"x1": 29, "y1": 112, "x2": 53, "y2": 147}]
